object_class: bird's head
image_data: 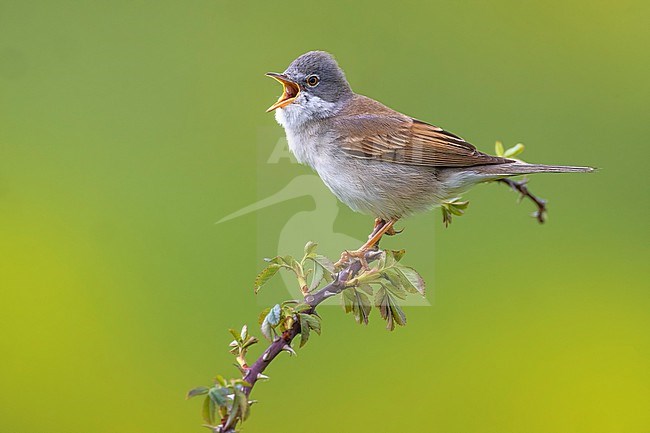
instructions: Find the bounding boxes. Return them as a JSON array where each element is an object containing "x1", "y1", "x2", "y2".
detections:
[{"x1": 266, "y1": 51, "x2": 352, "y2": 126}]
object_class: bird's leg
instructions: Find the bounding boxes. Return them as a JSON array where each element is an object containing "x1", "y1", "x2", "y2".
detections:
[
  {"x1": 497, "y1": 178, "x2": 548, "y2": 223},
  {"x1": 371, "y1": 218, "x2": 385, "y2": 236},
  {"x1": 370, "y1": 218, "x2": 403, "y2": 244},
  {"x1": 336, "y1": 219, "x2": 398, "y2": 269},
  {"x1": 363, "y1": 218, "x2": 397, "y2": 249},
  {"x1": 369, "y1": 218, "x2": 386, "y2": 246}
]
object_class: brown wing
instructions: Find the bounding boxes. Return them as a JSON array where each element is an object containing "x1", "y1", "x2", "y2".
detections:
[{"x1": 337, "y1": 114, "x2": 510, "y2": 168}]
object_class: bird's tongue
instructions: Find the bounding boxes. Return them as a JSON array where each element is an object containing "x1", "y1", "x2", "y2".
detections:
[{"x1": 283, "y1": 82, "x2": 298, "y2": 99}]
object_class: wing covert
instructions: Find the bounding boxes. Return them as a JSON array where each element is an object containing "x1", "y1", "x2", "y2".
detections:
[{"x1": 338, "y1": 116, "x2": 510, "y2": 167}]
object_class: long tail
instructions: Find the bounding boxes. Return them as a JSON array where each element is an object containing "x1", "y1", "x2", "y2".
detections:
[{"x1": 479, "y1": 162, "x2": 595, "y2": 176}]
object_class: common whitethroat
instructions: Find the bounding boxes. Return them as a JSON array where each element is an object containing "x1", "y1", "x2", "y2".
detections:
[{"x1": 265, "y1": 51, "x2": 593, "y2": 264}]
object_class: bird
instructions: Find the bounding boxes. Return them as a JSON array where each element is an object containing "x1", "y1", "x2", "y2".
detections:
[{"x1": 265, "y1": 50, "x2": 594, "y2": 265}]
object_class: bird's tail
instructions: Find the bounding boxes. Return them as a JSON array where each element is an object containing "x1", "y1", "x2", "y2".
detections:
[{"x1": 478, "y1": 162, "x2": 596, "y2": 177}]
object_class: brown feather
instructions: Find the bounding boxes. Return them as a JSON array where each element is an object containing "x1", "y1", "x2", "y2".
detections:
[{"x1": 334, "y1": 95, "x2": 511, "y2": 168}]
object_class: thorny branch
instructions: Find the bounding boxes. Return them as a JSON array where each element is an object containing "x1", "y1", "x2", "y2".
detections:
[
  {"x1": 498, "y1": 178, "x2": 548, "y2": 223},
  {"x1": 189, "y1": 233, "x2": 426, "y2": 432},
  {"x1": 195, "y1": 248, "x2": 392, "y2": 433},
  {"x1": 492, "y1": 141, "x2": 548, "y2": 224},
  {"x1": 240, "y1": 250, "x2": 381, "y2": 402}
]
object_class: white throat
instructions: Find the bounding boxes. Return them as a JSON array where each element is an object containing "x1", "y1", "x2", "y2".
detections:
[
  {"x1": 274, "y1": 94, "x2": 339, "y2": 130},
  {"x1": 274, "y1": 95, "x2": 340, "y2": 168}
]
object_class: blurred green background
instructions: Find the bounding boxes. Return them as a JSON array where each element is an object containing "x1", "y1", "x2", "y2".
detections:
[{"x1": 1, "y1": 1, "x2": 649, "y2": 432}]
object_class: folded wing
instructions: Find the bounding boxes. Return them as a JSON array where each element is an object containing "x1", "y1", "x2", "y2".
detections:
[{"x1": 337, "y1": 114, "x2": 510, "y2": 168}]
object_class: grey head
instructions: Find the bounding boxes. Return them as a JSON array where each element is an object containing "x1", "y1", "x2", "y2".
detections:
[{"x1": 266, "y1": 51, "x2": 353, "y2": 127}]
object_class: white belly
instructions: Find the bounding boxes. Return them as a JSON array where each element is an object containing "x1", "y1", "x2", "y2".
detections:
[{"x1": 275, "y1": 108, "x2": 471, "y2": 219}]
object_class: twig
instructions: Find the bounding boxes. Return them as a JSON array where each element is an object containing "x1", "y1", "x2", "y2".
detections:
[
  {"x1": 219, "y1": 250, "x2": 382, "y2": 432},
  {"x1": 498, "y1": 178, "x2": 548, "y2": 223}
]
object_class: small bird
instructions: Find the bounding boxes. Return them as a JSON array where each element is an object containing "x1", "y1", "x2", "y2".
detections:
[{"x1": 266, "y1": 51, "x2": 593, "y2": 263}]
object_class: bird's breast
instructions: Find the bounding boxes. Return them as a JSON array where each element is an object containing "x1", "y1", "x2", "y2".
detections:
[
  {"x1": 277, "y1": 120, "x2": 332, "y2": 170},
  {"x1": 284, "y1": 128, "x2": 314, "y2": 166}
]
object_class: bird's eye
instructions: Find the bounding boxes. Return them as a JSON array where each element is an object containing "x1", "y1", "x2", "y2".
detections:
[{"x1": 306, "y1": 74, "x2": 320, "y2": 87}]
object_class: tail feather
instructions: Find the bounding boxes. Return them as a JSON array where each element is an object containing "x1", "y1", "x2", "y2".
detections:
[{"x1": 480, "y1": 162, "x2": 595, "y2": 176}]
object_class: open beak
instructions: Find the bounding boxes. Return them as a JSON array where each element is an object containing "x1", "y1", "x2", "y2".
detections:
[{"x1": 265, "y1": 73, "x2": 300, "y2": 112}]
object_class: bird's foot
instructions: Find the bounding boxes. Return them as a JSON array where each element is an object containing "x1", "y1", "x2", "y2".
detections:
[
  {"x1": 498, "y1": 178, "x2": 548, "y2": 223},
  {"x1": 336, "y1": 219, "x2": 399, "y2": 270},
  {"x1": 385, "y1": 225, "x2": 403, "y2": 236},
  {"x1": 335, "y1": 247, "x2": 376, "y2": 270}
]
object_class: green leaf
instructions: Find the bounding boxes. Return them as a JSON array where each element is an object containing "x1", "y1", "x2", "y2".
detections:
[
  {"x1": 202, "y1": 395, "x2": 216, "y2": 425},
  {"x1": 449, "y1": 199, "x2": 469, "y2": 215},
  {"x1": 389, "y1": 249, "x2": 406, "y2": 262},
  {"x1": 356, "y1": 292, "x2": 371, "y2": 325},
  {"x1": 375, "y1": 287, "x2": 393, "y2": 330},
  {"x1": 284, "y1": 255, "x2": 300, "y2": 272},
  {"x1": 495, "y1": 141, "x2": 505, "y2": 157},
  {"x1": 381, "y1": 268, "x2": 402, "y2": 286},
  {"x1": 441, "y1": 206, "x2": 453, "y2": 227},
  {"x1": 235, "y1": 388, "x2": 250, "y2": 421},
  {"x1": 186, "y1": 386, "x2": 209, "y2": 399},
  {"x1": 381, "y1": 250, "x2": 396, "y2": 268},
  {"x1": 299, "y1": 314, "x2": 311, "y2": 348},
  {"x1": 224, "y1": 390, "x2": 240, "y2": 430},
  {"x1": 264, "y1": 256, "x2": 284, "y2": 265},
  {"x1": 342, "y1": 290, "x2": 353, "y2": 313},
  {"x1": 358, "y1": 283, "x2": 373, "y2": 296},
  {"x1": 254, "y1": 263, "x2": 281, "y2": 294},
  {"x1": 302, "y1": 313, "x2": 321, "y2": 335},
  {"x1": 441, "y1": 199, "x2": 470, "y2": 227},
  {"x1": 280, "y1": 313, "x2": 295, "y2": 332},
  {"x1": 504, "y1": 143, "x2": 525, "y2": 158},
  {"x1": 375, "y1": 287, "x2": 407, "y2": 331},
  {"x1": 343, "y1": 288, "x2": 371, "y2": 325},
  {"x1": 390, "y1": 301, "x2": 407, "y2": 327},
  {"x1": 304, "y1": 241, "x2": 318, "y2": 256},
  {"x1": 309, "y1": 261, "x2": 324, "y2": 291},
  {"x1": 215, "y1": 375, "x2": 227, "y2": 387},
  {"x1": 298, "y1": 312, "x2": 322, "y2": 348},
  {"x1": 242, "y1": 335, "x2": 258, "y2": 349},
  {"x1": 228, "y1": 328, "x2": 240, "y2": 342},
  {"x1": 281, "y1": 299, "x2": 299, "y2": 307},
  {"x1": 293, "y1": 303, "x2": 312, "y2": 313},
  {"x1": 309, "y1": 254, "x2": 335, "y2": 273},
  {"x1": 208, "y1": 387, "x2": 229, "y2": 407},
  {"x1": 394, "y1": 266, "x2": 426, "y2": 296},
  {"x1": 281, "y1": 299, "x2": 299, "y2": 308},
  {"x1": 258, "y1": 307, "x2": 271, "y2": 325},
  {"x1": 381, "y1": 281, "x2": 407, "y2": 300}
]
